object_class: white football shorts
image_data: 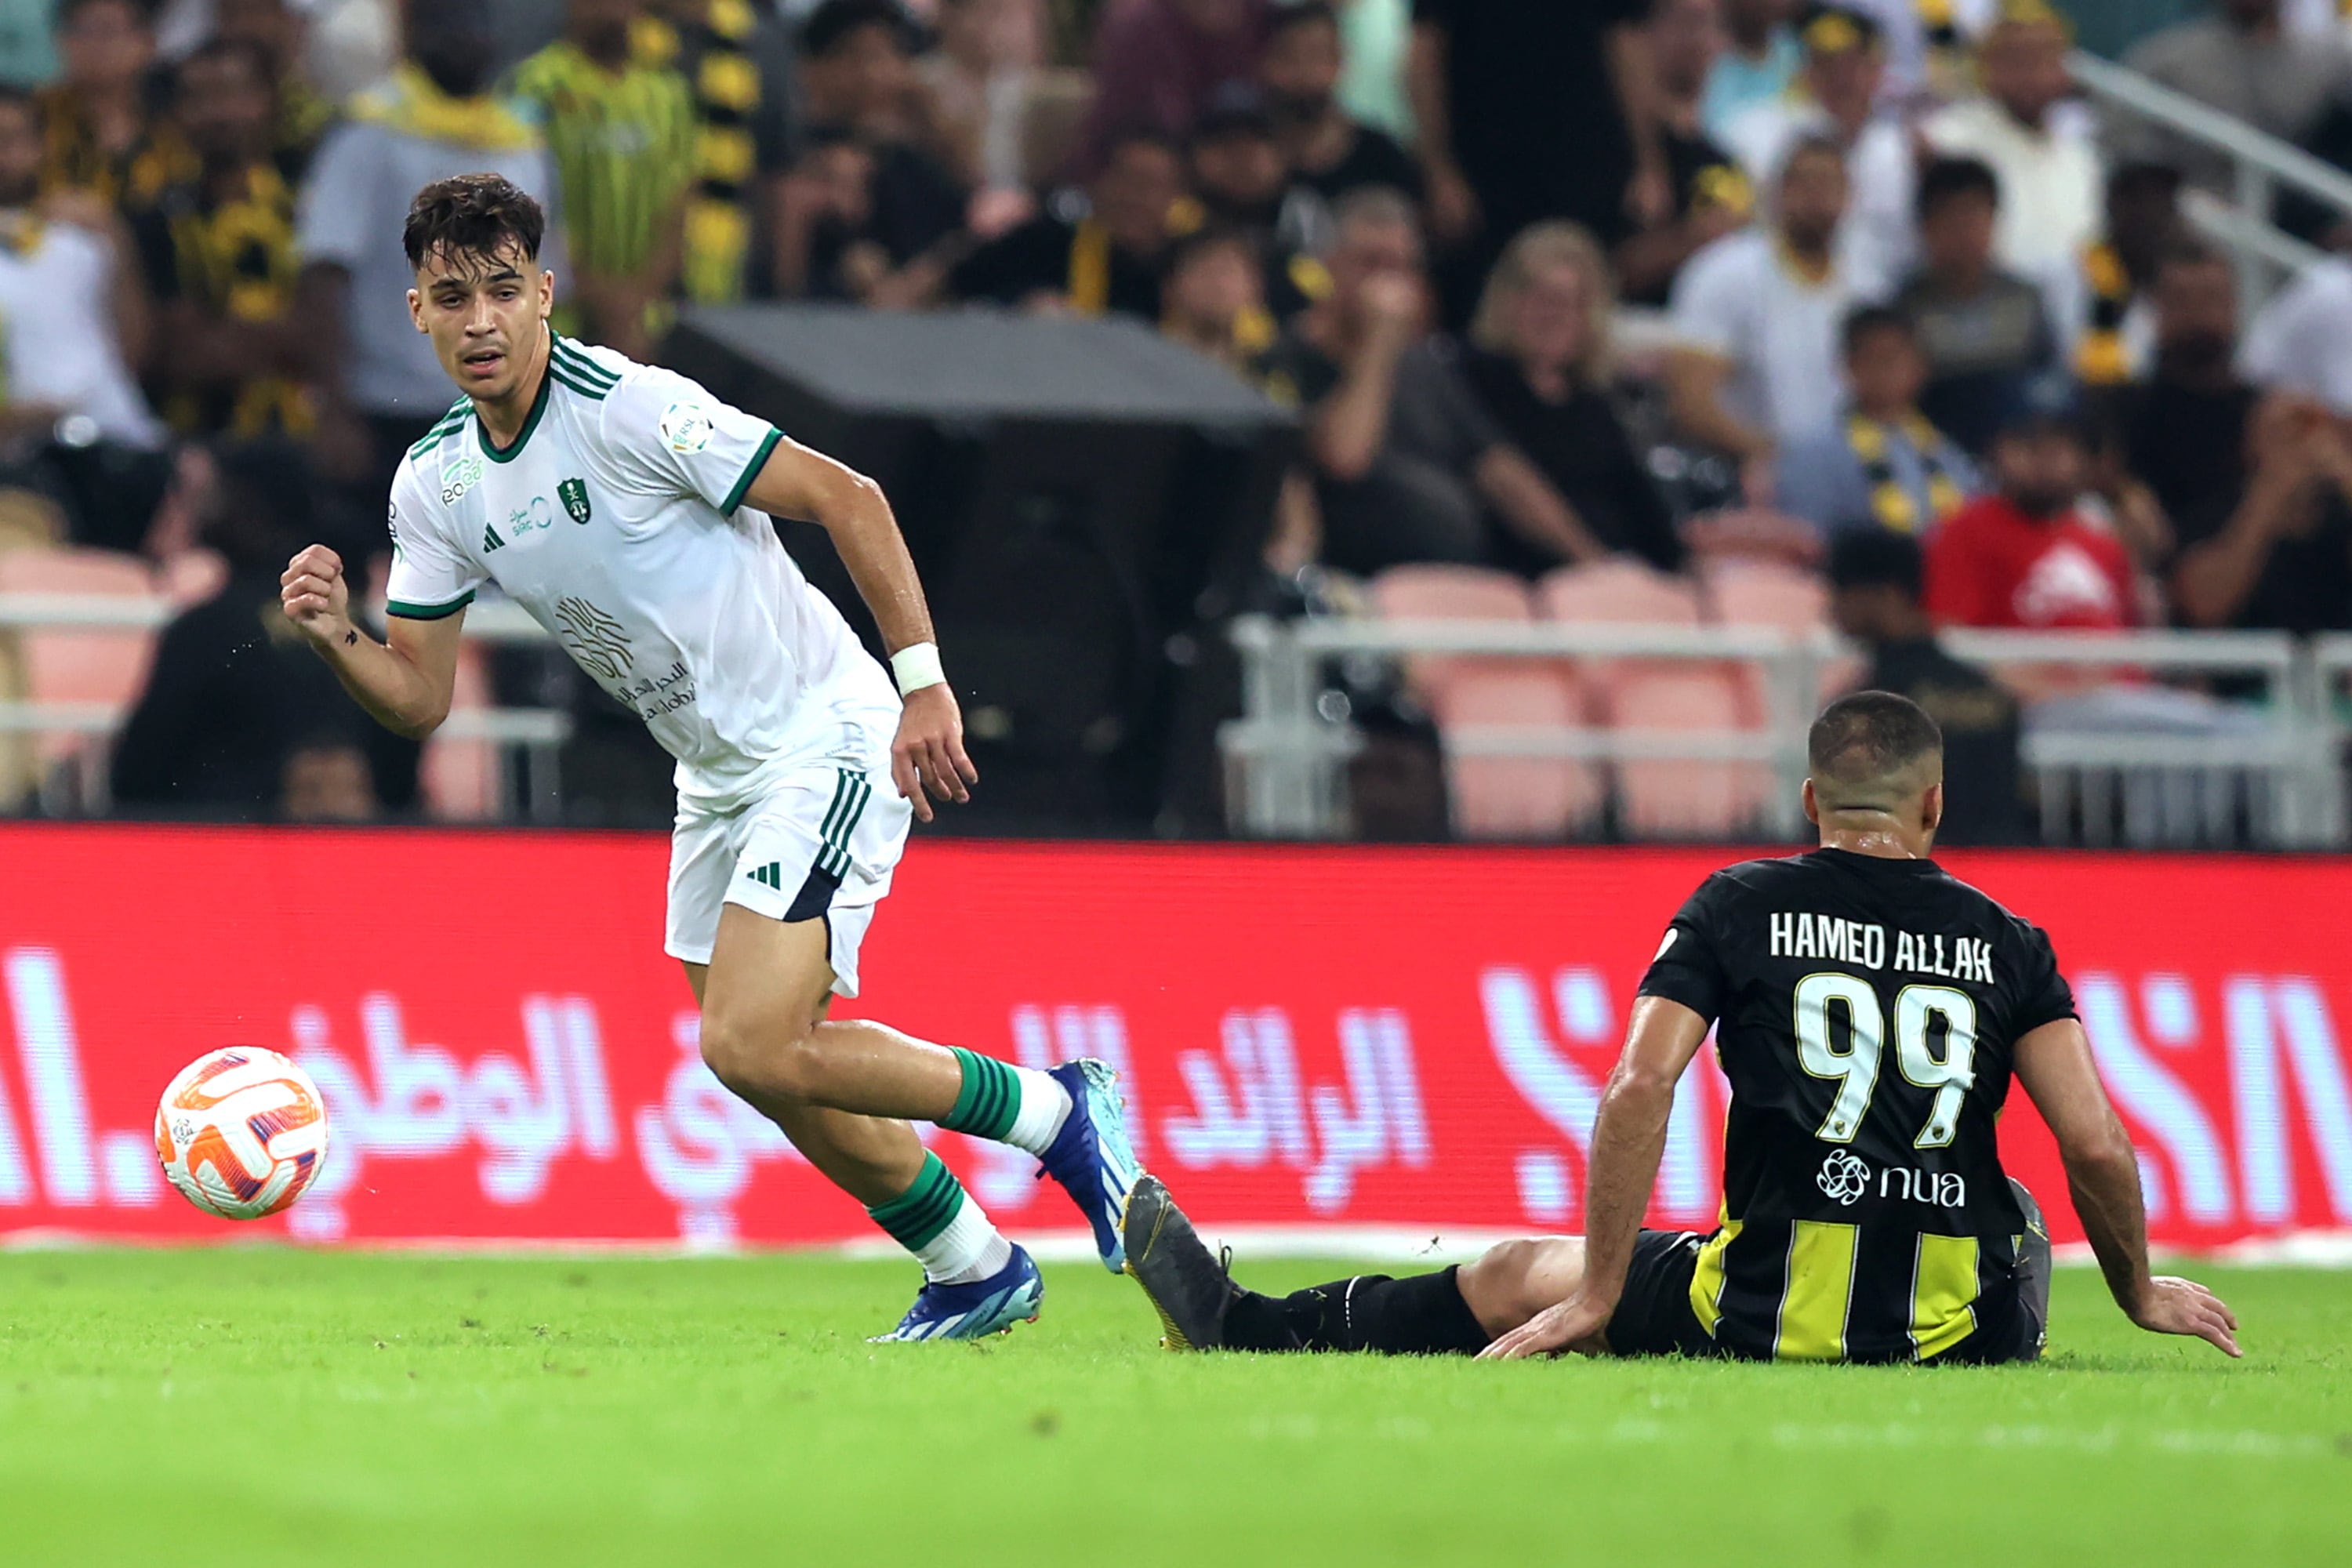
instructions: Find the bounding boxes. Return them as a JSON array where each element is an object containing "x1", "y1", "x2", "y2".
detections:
[{"x1": 663, "y1": 740, "x2": 915, "y2": 996}]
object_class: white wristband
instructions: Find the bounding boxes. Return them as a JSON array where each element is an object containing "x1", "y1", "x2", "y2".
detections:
[{"x1": 890, "y1": 641, "x2": 946, "y2": 696}]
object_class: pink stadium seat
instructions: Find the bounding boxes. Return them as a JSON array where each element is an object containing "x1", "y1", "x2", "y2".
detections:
[
  {"x1": 420, "y1": 643, "x2": 497, "y2": 821},
  {"x1": 1608, "y1": 667, "x2": 1770, "y2": 839},
  {"x1": 1535, "y1": 559, "x2": 1702, "y2": 628},
  {"x1": 0, "y1": 547, "x2": 161, "y2": 773},
  {"x1": 1429, "y1": 667, "x2": 1600, "y2": 840},
  {"x1": 1700, "y1": 557, "x2": 1844, "y2": 718},
  {"x1": 1367, "y1": 564, "x2": 1535, "y2": 701}
]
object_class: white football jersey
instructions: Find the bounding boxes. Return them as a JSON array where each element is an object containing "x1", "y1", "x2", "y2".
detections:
[{"x1": 384, "y1": 331, "x2": 899, "y2": 811}]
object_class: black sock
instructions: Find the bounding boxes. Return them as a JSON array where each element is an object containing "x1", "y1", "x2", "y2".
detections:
[{"x1": 1221, "y1": 1267, "x2": 1493, "y2": 1356}]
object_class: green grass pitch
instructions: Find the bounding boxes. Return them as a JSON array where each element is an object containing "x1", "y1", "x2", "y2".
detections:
[{"x1": 0, "y1": 1250, "x2": 2345, "y2": 1566}]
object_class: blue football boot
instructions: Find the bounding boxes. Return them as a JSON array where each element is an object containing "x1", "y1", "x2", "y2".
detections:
[
  {"x1": 869, "y1": 1244, "x2": 1045, "y2": 1342},
  {"x1": 1038, "y1": 1058, "x2": 1145, "y2": 1272}
]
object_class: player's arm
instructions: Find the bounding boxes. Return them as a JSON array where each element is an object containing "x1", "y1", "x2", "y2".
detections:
[
  {"x1": 2013, "y1": 1017, "x2": 2241, "y2": 1357},
  {"x1": 280, "y1": 545, "x2": 466, "y2": 739},
  {"x1": 1481, "y1": 996, "x2": 1711, "y2": 1359},
  {"x1": 742, "y1": 438, "x2": 977, "y2": 819}
]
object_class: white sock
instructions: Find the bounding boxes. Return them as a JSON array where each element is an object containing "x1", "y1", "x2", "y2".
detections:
[
  {"x1": 919, "y1": 1196, "x2": 1014, "y2": 1285},
  {"x1": 1002, "y1": 1065, "x2": 1073, "y2": 1156}
]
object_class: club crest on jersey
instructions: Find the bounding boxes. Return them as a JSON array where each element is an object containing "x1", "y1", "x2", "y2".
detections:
[
  {"x1": 560, "y1": 476, "x2": 592, "y2": 524},
  {"x1": 660, "y1": 401, "x2": 715, "y2": 454},
  {"x1": 1818, "y1": 1148, "x2": 1870, "y2": 1204}
]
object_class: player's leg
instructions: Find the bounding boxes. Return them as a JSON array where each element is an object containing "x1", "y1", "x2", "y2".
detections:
[
  {"x1": 684, "y1": 930, "x2": 1044, "y2": 1340},
  {"x1": 691, "y1": 759, "x2": 1141, "y2": 1269}
]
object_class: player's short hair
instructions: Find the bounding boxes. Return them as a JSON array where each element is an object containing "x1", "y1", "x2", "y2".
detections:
[
  {"x1": 1917, "y1": 155, "x2": 2000, "y2": 220},
  {"x1": 403, "y1": 173, "x2": 546, "y2": 274},
  {"x1": 1809, "y1": 691, "x2": 1943, "y2": 811}
]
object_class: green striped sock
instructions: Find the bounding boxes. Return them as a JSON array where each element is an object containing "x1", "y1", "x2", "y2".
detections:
[
  {"x1": 865, "y1": 1152, "x2": 1007, "y2": 1283},
  {"x1": 939, "y1": 1047, "x2": 1074, "y2": 1155}
]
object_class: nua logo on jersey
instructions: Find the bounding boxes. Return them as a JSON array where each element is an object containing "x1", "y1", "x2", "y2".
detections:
[
  {"x1": 559, "y1": 477, "x2": 591, "y2": 524},
  {"x1": 1817, "y1": 1147, "x2": 1969, "y2": 1209}
]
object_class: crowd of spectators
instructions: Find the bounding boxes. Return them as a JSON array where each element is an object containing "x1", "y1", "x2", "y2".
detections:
[{"x1": 3, "y1": 0, "x2": 2352, "y2": 833}]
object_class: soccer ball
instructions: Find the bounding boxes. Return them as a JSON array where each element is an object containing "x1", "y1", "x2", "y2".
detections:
[{"x1": 155, "y1": 1047, "x2": 330, "y2": 1221}]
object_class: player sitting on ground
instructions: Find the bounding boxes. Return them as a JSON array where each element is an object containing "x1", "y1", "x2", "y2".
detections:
[
  {"x1": 1122, "y1": 691, "x2": 2241, "y2": 1364},
  {"x1": 279, "y1": 174, "x2": 1140, "y2": 1340}
]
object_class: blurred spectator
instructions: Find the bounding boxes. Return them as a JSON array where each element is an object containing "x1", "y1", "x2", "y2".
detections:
[
  {"x1": 40, "y1": 0, "x2": 194, "y2": 207},
  {"x1": 214, "y1": 0, "x2": 336, "y2": 182},
  {"x1": 510, "y1": 0, "x2": 697, "y2": 361},
  {"x1": 1665, "y1": 136, "x2": 1857, "y2": 499},
  {"x1": 280, "y1": 736, "x2": 381, "y2": 821},
  {"x1": 2119, "y1": 0, "x2": 2352, "y2": 194},
  {"x1": 632, "y1": 0, "x2": 799, "y2": 306},
  {"x1": 1895, "y1": 156, "x2": 2061, "y2": 456},
  {"x1": 1459, "y1": 221, "x2": 1685, "y2": 573},
  {"x1": 2238, "y1": 249, "x2": 2352, "y2": 416},
  {"x1": 948, "y1": 127, "x2": 1180, "y2": 317},
  {"x1": 1160, "y1": 223, "x2": 1276, "y2": 368},
  {"x1": 1827, "y1": 528, "x2": 2025, "y2": 844},
  {"x1": 2168, "y1": 391, "x2": 2352, "y2": 634},
  {"x1": 1261, "y1": 5, "x2": 1420, "y2": 216},
  {"x1": 111, "y1": 441, "x2": 417, "y2": 815},
  {"x1": 1723, "y1": 5, "x2": 1911, "y2": 298},
  {"x1": 1080, "y1": 0, "x2": 1269, "y2": 172},
  {"x1": 1918, "y1": 2, "x2": 2100, "y2": 303},
  {"x1": 1925, "y1": 407, "x2": 2136, "y2": 637},
  {"x1": 1182, "y1": 85, "x2": 1334, "y2": 317},
  {"x1": 130, "y1": 39, "x2": 307, "y2": 441},
  {"x1": 2067, "y1": 161, "x2": 2183, "y2": 389},
  {"x1": 295, "y1": 0, "x2": 560, "y2": 494},
  {"x1": 782, "y1": 0, "x2": 966, "y2": 299},
  {"x1": 1410, "y1": 0, "x2": 1670, "y2": 307},
  {"x1": 1347, "y1": 692, "x2": 1449, "y2": 840},
  {"x1": 1255, "y1": 187, "x2": 1605, "y2": 576},
  {"x1": 1617, "y1": 0, "x2": 1753, "y2": 310},
  {"x1": 1334, "y1": 0, "x2": 1415, "y2": 145},
  {"x1": 2123, "y1": 243, "x2": 2256, "y2": 537},
  {"x1": 1778, "y1": 306, "x2": 1978, "y2": 540},
  {"x1": 920, "y1": 0, "x2": 1044, "y2": 197},
  {"x1": 0, "y1": 0, "x2": 57, "y2": 88},
  {"x1": 0, "y1": 83, "x2": 165, "y2": 552},
  {"x1": 1703, "y1": 0, "x2": 1800, "y2": 143}
]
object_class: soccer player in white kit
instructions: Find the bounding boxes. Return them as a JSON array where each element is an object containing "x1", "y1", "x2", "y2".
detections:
[{"x1": 280, "y1": 175, "x2": 1139, "y2": 1340}]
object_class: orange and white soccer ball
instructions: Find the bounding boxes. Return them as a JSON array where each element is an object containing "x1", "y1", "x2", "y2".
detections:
[{"x1": 155, "y1": 1047, "x2": 330, "y2": 1221}]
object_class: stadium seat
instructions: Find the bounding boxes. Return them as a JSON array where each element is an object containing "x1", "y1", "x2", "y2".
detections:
[
  {"x1": 1608, "y1": 666, "x2": 1770, "y2": 839},
  {"x1": 1535, "y1": 559, "x2": 1703, "y2": 629},
  {"x1": 1428, "y1": 666, "x2": 1601, "y2": 840},
  {"x1": 420, "y1": 643, "x2": 498, "y2": 821},
  {"x1": 1699, "y1": 557, "x2": 1856, "y2": 715},
  {"x1": 1367, "y1": 563, "x2": 1536, "y2": 701},
  {"x1": 0, "y1": 548, "x2": 162, "y2": 804}
]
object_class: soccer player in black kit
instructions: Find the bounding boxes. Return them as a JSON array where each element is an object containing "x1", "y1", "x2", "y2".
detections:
[{"x1": 1122, "y1": 692, "x2": 2241, "y2": 1364}]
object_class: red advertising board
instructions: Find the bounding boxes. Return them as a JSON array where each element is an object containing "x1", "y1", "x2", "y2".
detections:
[{"x1": 0, "y1": 825, "x2": 2347, "y2": 1252}]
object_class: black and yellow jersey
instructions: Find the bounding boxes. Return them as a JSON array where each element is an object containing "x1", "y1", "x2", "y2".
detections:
[
  {"x1": 128, "y1": 162, "x2": 307, "y2": 438},
  {"x1": 1637, "y1": 848, "x2": 2076, "y2": 1363}
]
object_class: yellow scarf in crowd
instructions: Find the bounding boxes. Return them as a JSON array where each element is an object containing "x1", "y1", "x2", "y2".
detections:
[{"x1": 350, "y1": 64, "x2": 540, "y2": 151}]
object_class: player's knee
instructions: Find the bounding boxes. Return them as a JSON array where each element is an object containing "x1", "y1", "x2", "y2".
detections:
[{"x1": 698, "y1": 1009, "x2": 821, "y2": 1102}]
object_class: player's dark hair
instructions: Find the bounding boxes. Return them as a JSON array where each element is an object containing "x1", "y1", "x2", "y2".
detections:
[
  {"x1": 402, "y1": 173, "x2": 546, "y2": 272},
  {"x1": 1917, "y1": 155, "x2": 2000, "y2": 220},
  {"x1": 1809, "y1": 692, "x2": 1943, "y2": 807},
  {"x1": 1840, "y1": 303, "x2": 1914, "y2": 358},
  {"x1": 799, "y1": 0, "x2": 916, "y2": 60},
  {"x1": 1269, "y1": 2, "x2": 1339, "y2": 38}
]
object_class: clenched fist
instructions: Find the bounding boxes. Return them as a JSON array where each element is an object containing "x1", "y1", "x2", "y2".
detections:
[{"x1": 280, "y1": 544, "x2": 354, "y2": 647}]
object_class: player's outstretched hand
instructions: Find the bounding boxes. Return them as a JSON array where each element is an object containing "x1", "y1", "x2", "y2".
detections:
[
  {"x1": 280, "y1": 544, "x2": 352, "y2": 645},
  {"x1": 892, "y1": 683, "x2": 978, "y2": 822},
  {"x1": 2131, "y1": 1275, "x2": 2241, "y2": 1358},
  {"x1": 1476, "y1": 1290, "x2": 1614, "y2": 1361}
]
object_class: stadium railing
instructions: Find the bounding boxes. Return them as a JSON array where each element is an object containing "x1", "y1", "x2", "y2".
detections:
[
  {"x1": 2071, "y1": 49, "x2": 2352, "y2": 314},
  {"x1": 1223, "y1": 615, "x2": 2343, "y2": 849},
  {"x1": 0, "y1": 591, "x2": 571, "y2": 818}
]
